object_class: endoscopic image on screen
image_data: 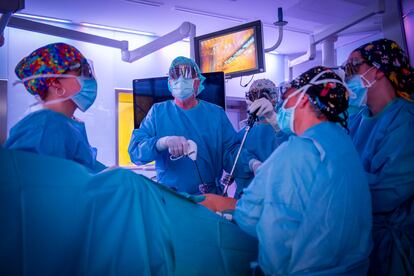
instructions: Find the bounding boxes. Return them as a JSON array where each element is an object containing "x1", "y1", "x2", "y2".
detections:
[{"x1": 199, "y1": 28, "x2": 258, "y2": 75}]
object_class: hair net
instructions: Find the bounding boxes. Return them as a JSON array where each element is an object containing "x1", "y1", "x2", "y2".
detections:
[
  {"x1": 15, "y1": 43, "x2": 87, "y2": 99},
  {"x1": 168, "y1": 56, "x2": 206, "y2": 95},
  {"x1": 246, "y1": 79, "x2": 278, "y2": 105},
  {"x1": 355, "y1": 38, "x2": 414, "y2": 100},
  {"x1": 290, "y1": 66, "x2": 349, "y2": 130}
]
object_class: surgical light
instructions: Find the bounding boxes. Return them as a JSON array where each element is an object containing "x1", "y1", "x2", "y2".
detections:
[
  {"x1": 80, "y1": 22, "x2": 156, "y2": 37},
  {"x1": 14, "y1": 13, "x2": 72, "y2": 24}
]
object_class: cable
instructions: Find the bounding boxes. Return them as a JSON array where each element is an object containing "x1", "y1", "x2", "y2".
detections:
[{"x1": 240, "y1": 74, "x2": 255, "y2": 88}]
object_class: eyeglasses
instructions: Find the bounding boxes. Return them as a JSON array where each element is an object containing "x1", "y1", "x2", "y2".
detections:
[
  {"x1": 169, "y1": 65, "x2": 198, "y2": 80},
  {"x1": 341, "y1": 59, "x2": 366, "y2": 80}
]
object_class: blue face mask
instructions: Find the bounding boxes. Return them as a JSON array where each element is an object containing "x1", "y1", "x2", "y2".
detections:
[
  {"x1": 346, "y1": 75, "x2": 368, "y2": 108},
  {"x1": 72, "y1": 77, "x2": 98, "y2": 112},
  {"x1": 275, "y1": 89, "x2": 306, "y2": 134},
  {"x1": 276, "y1": 106, "x2": 294, "y2": 134},
  {"x1": 169, "y1": 77, "x2": 195, "y2": 100},
  {"x1": 345, "y1": 66, "x2": 377, "y2": 109}
]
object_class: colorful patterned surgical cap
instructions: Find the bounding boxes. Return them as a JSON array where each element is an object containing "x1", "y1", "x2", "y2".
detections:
[{"x1": 15, "y1": 42, "x2": 87, "y2": 98}]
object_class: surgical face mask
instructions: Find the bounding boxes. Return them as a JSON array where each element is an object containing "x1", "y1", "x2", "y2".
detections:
[
  {"x1": 169, "y1": 76, "x2": 195, "y2": 100},
  {"x1": 345, "y1": 67, "x2": 376, "y2": 108},
  {"x1": 346, "y1": 75, "x2": 368, "y2": 107},
  {"x1": 71, "y1": 76, "x2": 98, "y2": 112},
  {"x1": 14, "y1": 59, "x2": 97, "y2": 106},
  {"x1": 15, "y1": 74, "x2": 97, "y2": 112},
  {"x1": 276, "y1": 88, "x2": 306, "y2": 134}
]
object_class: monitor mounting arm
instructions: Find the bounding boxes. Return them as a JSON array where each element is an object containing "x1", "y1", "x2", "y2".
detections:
[
  {"x1": 264, "y1": 7, "x2": 288, "y2": 53},
  {"x1": 122, "y1": 22, "x2": 196, "y2": 63},
  {"x1": 4, "y1": 15, "x2": 196, "y2": 63}
]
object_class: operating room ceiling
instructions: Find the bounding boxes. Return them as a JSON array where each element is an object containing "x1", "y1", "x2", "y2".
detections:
[{"x1": 16, "y1": 0, "x2": 383, "y2": 55}]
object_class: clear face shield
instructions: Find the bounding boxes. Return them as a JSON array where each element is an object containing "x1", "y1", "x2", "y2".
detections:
[
  {"x1": 168, "y1": 64, "x2": 198, "y2": 80},
  {"x1": 75, "y1": 59, "x2": 96, "y2": 80}
]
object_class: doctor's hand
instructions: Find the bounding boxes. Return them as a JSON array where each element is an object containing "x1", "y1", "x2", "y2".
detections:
[
  {"x1": 248, "y1": 98, "x2": 275, "y2": 121},
  {"x1": 156, "y1": 136, "x2": 190, "y2": 157},
  {"x1": 248, "y1": 98, "x2": 280, "y2": 131}
]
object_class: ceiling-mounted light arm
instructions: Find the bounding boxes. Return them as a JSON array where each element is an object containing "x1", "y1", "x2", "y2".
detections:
[
  {"x1": 0, "y1": 12, "x2": 12, "y2": 46},
  {"x1": 122, "y1": 21, "x2": 196, "y2": 63},
  {"x1": 6, "y1": 15, "x2": 195, "y2": 63},
  {"x1": 264, "y1": 7, "x2": 288, "y2": 53},
  {"x1": 7, "y1": 16, "x2": 129, "y2": 50},
  {"x1": 188, "y1": 22, "x2": 196, "y2": 60},
  {"x1": 0, "y1": 12, "x2": 12, "y2": 35}
]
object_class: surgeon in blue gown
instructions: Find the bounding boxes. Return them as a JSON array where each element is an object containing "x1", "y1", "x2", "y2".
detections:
[
  {"x1": 344, "y1": 38, "x2": 414, "y2": 275},
  {"x1": 129, "y1": 56, "x2": 259, "y2": 194},
  {"x1": 200, "y1": 66, "x2": 373, "y2": 275},
  {"x1": 4, "y1": 43, "x2": 105, "y2": 173},
  {"x1": 234, "y1": 79, "x2": 289, "y2": 198}
]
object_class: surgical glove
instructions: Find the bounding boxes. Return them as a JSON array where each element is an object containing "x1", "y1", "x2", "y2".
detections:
[
  {"x1": 248, "y1": 98, "x2": 275, "y2": 120},
  {"x1": 156, "y1": 136, "x2": 190, "y2": 157},
  {"x1": 199, "y1": 193, "x2": 237, "y2": 212},
  {"x1": 248, "y1": 98, "x2": 280, "y2": 131},
  {"x1": 249, "y1": 159, "x2": 262, "y2": 175}
]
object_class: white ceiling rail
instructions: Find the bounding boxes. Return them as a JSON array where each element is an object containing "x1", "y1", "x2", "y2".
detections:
[
  {"x1": 122, "y1": 21, "x2": 196, "y2": 63},
  {"x1": 6, "y1": 16, "x2": 196, "y2": 63},
  {"x1": 287, "y1": 0, "x2": 385, "y2": 80}
]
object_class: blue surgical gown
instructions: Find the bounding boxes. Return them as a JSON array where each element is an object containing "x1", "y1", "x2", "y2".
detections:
[
  {"x1": 128, "y1": 100, "x2": 255, "y2": 194},
  {"x1": 4, "y1": 109, "x2": 104, "y2": 172},
  {"x1": 349, "y1": 98, "x2": 414, "y2": 275},
  {"x1": 234, "y1": 122, "x2": 288, "y2": 198},
  {"x1": 234, "y1": 122, "x2": 373, "y2": 275}
]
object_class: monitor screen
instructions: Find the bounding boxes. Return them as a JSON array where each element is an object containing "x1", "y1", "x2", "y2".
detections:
[
  {"x1": 194, "y1": 20, "x2": 265, "y2": 78},
  {"x1": 132, "y1": 72, "x2": 225, "y2": 129}
]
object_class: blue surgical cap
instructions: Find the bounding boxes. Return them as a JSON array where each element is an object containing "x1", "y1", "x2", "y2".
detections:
[{"x1": 168, "y1": 56, "x2": 206, "y2": 95}]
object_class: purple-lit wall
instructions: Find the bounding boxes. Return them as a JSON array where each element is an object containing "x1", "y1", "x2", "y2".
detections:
[{"x1": 402, "y1": 0, "x2": 414, "y2": 66}]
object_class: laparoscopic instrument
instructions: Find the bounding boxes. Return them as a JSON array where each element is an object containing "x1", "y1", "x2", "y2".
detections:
[{"x1": 221, "y1": 111, "x2": 258, "y2": 196}]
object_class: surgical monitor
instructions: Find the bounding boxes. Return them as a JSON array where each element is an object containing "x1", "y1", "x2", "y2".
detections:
[{"x1": 194, "y1": 20, "x2": 266, "y2": 78}]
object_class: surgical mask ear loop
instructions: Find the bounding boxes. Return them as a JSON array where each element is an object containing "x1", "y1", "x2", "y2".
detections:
[{"x1": 360, "y1": 67, "x2": 377, "y2": 88}]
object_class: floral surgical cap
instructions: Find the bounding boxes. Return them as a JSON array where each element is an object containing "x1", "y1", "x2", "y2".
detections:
[
  {"x1": 246, "y1": 78, "x2": 278, "y2": 105},
  {"x1": 15, "y1": 42, "x2": 87, "y2": 98},
  {"x1": 291, "y1": 66, "x2": 349, "y2": 130},
  {"x1": 355, "y1": 38, "x2": 414, "y2": 100}
]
